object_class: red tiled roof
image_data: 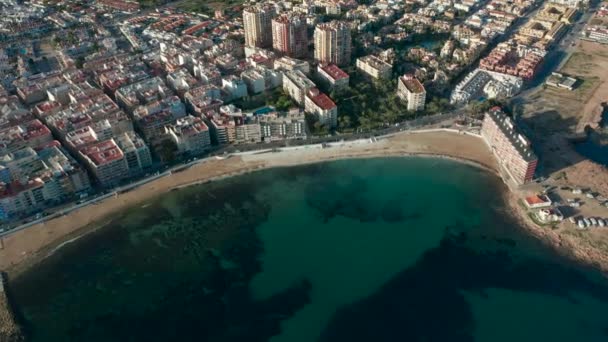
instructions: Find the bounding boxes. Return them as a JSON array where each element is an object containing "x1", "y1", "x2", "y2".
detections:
[
  {"x1": 525, "y1": 195, "x2": 550, "y2": 205},
  {"x1": 308, "y1": 90, "x2": 336, "y2": 111},
  {"x1": 81, "y1": 140, "x2": 124, "y2": 166},
  {"x1": 321, "y1": 64, "x2": 349, "y2": 81}
]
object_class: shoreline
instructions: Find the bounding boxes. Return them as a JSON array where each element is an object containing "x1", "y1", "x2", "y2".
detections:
[{"x1": 1, "y1": 130, "x2": 607, "y2": 280}]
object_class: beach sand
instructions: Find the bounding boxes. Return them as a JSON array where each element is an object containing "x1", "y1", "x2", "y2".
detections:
[{"x1": 0, "y1": 130, "x2": 606, "y2": 278}]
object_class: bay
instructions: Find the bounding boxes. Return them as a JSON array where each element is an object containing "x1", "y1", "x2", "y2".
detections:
[{"x1": 10, "y1": 157, "x2": 608, "y2": 341}]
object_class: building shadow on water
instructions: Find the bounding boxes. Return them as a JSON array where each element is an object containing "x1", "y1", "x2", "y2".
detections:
[{"x1": 318, "y1": 231, "x2": 608, "y2": 342}]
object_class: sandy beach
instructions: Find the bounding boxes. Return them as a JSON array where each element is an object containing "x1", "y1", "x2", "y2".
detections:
[{"x1": 1, "y1": 129, "x2": 607, "y2": 278}]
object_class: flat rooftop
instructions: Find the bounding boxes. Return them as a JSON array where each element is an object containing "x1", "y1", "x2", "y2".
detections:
[{"x1": 400, "y1": 75, "x2": 425, "y2": 94}]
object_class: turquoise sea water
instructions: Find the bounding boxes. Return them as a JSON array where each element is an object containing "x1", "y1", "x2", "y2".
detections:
[{"x1": 9, "y1": 158, "x2": 608, "y2": 341}]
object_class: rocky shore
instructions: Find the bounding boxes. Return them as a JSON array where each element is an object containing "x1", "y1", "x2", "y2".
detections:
[{"x1": 0, "y1": 272, "x2": 24, "y2": 342}]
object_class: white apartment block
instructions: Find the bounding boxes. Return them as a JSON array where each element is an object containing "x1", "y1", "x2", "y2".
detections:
[
  {"x1": 397, "y1": 74, "x2": 426, "y2": 111},
  {"x1": 283, "y1": 70, "x2": 316, "y2": 105},
  {"x1": 356, "y1": 55, "x2": 392, "y2": 79},
  {"x1": 304, "y1": 88, "x2": 338, "y2": 128}
]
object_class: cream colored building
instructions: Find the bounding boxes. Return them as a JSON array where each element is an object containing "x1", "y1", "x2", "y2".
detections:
[
  {"x1": 314, "y1": 21, "x2": 351, "y2": 66},
  {"x1": 356, "y1": 55, "x2": 392, "y2": 79},
  {"x1": 397, "y1": 75, "x2": 426, "y2": 112},
  {"x1": 243, "y1": 5, "x2": 274, "y2": 48}
]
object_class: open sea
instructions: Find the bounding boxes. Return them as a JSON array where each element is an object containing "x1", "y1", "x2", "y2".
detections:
[{"x1": 9, "y1": 157, "x2": 608, "y2": 342}]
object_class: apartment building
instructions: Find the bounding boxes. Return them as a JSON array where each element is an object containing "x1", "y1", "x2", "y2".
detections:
[
  {"x1": 115, "y1": 76, "x2": 172, "y2": 113},
  {"x1": 314, "y1": 21, "x2": 352, "y2": 66},
  {"x1": 235, "y1": 119, "x2": 262, "y2": 144},
  {"x1": 184, "y1": 85, "x2": 223, "y2": 115},
  {"x1": 304, "y1": 88, "x2": 338, "y2": 128},
  {"x1": 481, "y1": 108, "x2": 538, "y2": 185},
  {"x1": 259, "y1": 112, "x2": 307, "y2": 141},
  {"x1": 274, "y1": 56, "x2": 311, "y2": 74},
  {"x1": 79, "y1": 139, "x2": 129, "y2": 187},
  {"x1": 243, "y1": 5, "x2": 274, "y2": 48},
  {"x1": 356, "y1": 55, "x2": 393, "y2": 79},
  {"x1": 0, "y1": 142, "x2": 90, "y2": 220},
  {"x1": 0, "y1": 119, "x2": 53, "y2": 155},
  {"x1": 241, "y1": 66, "x2": 283, "y2": 94},
  {"x1": 221, "y1": 75, "x2": 248, "y2": 101},
  {"x1": 283, "y1": 70, "x2": 316, "y2": 105},
  {"x1": 272, "y1": 13, "x2": 308, "y2": 58},
  {"x1": 165, "y1": 115, "x2": 212, "y2": 155},
  {"x1": 317, "y1": 64, "x2": 349, "y2": 91},
  {"x1": 397, "y1": 74, "x2": 426, "y2": 112},
  {"x1": 114, "y1": 131, "x2": 152, "y2": 176},
  {"x1": 207, "y1": 114, "x2": 237, "y2": 145}
]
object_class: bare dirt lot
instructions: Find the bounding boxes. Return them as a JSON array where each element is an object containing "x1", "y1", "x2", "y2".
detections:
[
  {"x1": 513, "y1": 40, "x2": 608, "y2": 267},
  {"x1": 521, "y1": 41, "x2": 608, "y2": 135}
]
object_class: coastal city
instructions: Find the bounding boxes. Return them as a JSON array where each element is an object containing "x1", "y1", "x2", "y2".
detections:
[
  {"x1": 3, "y1": 0, "x2": 608, "y2": 338},
  {"x1": 0, "y1": 0, "x2": 593, "y2": 225}
]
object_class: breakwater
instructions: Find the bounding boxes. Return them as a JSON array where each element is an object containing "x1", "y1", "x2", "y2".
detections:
[{"x1": 0, "y1": 272, "x2": 23, "y2": 342}]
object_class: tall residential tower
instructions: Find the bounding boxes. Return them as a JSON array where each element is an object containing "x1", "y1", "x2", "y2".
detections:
[
  {"x1": 243, "y1": 5, "x2": 274, "y2": 48},
  {"x1": 314, "y1": 21, "x2": 351, "y2": 66},
  {"x1": 271, "y1": 13, "x2": 308, "y2": 58}
]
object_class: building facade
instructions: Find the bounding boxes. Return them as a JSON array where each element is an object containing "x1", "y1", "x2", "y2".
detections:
[
  {"x1": 272, "y1": 13, "x2": 308, "y2": 58},
  {"x1": 165, "y1": 116, "x2": 212, "y2": 155},
  {"x1": 397, "y1": 74, "x2": 426, "y2": 111},
  {"x1": 304, "y1": 88, "x2": 338, "y2": 128},
  {"x1": 283, "y1": 70, "x2": 316, "y2": 105},
  {"x1": 314, "y1": 21, "x2": 351, "y2": 66},
  {"x1": 481, "y1": 108, "x2": 538, "y2": 185},
  {"x1": 79, "y1": 139, "x2": 129, "y2": 187},
  {"x1": 243, "y1": 5, "x2": 274, "y2": 48},
  {"x1": 356, "y1": 55, "x2": 392, "y2": 79},
  {"x1": 317, "y1": 64, "x2": 349, "y2": 91}
]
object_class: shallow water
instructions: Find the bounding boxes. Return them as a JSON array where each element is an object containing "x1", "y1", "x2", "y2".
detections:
[{"x1": 10, "y1": 158, "x2": 608, "y2": 342}]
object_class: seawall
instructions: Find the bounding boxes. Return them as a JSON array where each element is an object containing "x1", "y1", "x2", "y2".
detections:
[{"x1": 0, "y1": 272, "x2": 24, "y2": 342}]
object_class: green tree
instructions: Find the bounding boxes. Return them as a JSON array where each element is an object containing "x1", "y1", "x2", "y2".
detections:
[
  {"x1": 338, "y1": 115, "x2": 352, "y2": 130},
  {"x1": 158, "y1": 139, "x2": 178, "y2": 163}
]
